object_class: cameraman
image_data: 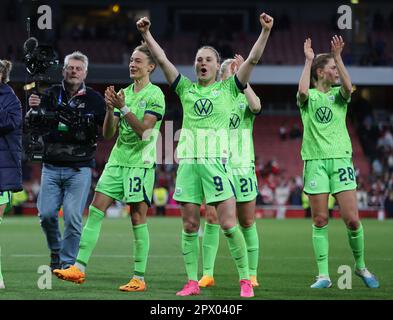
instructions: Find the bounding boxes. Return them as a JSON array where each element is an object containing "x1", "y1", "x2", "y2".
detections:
[
  {"x1": 0, "y1": 59, "x2": 22, "y2": 289},
  {"x1": 28, "y1": 52, "x2": 106, "y2": 270}
]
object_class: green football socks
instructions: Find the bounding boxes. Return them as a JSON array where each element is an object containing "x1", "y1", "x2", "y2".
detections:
[
  {"x1": 76, "y1": 205, "x2": 105, "y2": 267},
  {"x1": 133, "y1": 223, "x2": 150, "y2": 278},
  {"x1": 181, "y1": 231, "x2": 199, "y2": 281},
  {"x1": 240, "y1": 223, "x2": 259, "y2": 276},
  {"x1": 312, "y1": 224, "x2": 329, "y2": 277},
  {"x1": 347, "y1": 223, "x2": 366, "y2": 270},
  {"x1": 201, "y1": 222, "x2": 220, "y2": 277},
  {"x1": 223, "y1": 225, "x2": 249, "y2": 280}
]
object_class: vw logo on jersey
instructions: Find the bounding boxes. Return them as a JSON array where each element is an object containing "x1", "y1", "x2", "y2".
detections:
[
  {"x1": 239, "y1": 103, "x2": 246, "y2": 110},
  {"x1": 194, "y1": 98, "x2": 213, "y2": 117},
  {"x1": 315, "y1": 107, "x2": 333, "y2": 123},
  {"x1": 139, "y1": 100, "x2": 147, "y2": 109},
  {"x1": 229, "y1": 113, "x2": 240, "y2": 129},
  {"x1": 212, "y1": 89, "x2": 220, "y2": 97}
]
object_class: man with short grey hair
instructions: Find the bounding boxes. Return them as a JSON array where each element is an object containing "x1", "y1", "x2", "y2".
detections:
[
  {"x1": 64, "y1": 51, "x2": 89, "y2": 71},
  {"x1": 28, "y1": 51, "x2": 106, "y2": 271}
]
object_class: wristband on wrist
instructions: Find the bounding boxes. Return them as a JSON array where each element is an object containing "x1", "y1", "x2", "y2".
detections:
[{"x1": 120, "y1": 106, "x2": 130, "y2": 116}]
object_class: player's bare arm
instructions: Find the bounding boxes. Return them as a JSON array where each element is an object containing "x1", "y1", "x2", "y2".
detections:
[
  {"x1": 237, "y1": 13, "x2": 273, "y2": 87},
  {"x1": 235, "y1": 54, "x2": 262, "y2": 114},
  {"x1": 244, "y1": 85, "x2": 262, "y2": 114},
  {"x1": 136, "y1": 17, "x2": 179, "y2": 85},
  {"x1": 297, "y1": 38, "x2": 314, "y2": 106},
  {"x1": 331, "y1": 35, "x2": 352, "y2": 99}
]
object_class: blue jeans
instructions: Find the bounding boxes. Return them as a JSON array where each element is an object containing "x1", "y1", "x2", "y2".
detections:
[{"x1": 38, "y1": 164, "x2": 92, "y2": 268}]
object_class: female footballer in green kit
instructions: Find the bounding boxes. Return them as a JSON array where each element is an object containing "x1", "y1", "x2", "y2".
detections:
[
  {"x1": 137, "y1": 13, "x2": 273, "y2": 297},
  {"x1": 199, "y1": 55, "x2": 262, "y2": 289},
  {"x1": 54, "y1": 44, "x2": 165, "y2": 292},
  {"x1": 297, "y1": 36, "x2": 379, "y2": 289}
]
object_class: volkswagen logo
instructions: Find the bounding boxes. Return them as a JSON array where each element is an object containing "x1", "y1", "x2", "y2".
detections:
[
  {"x1": 229, "y1": 113, "x2": 240, "y2": 129},
  {"x1": 315, "y1": 107, "x2": 333, "y2": 123},
  {"x1": 194, "y1": 99, "x2": 213, "y2": 117}
]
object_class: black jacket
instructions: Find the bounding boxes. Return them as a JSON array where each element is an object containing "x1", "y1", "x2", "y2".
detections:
[
  {"x1": 0, "y1": 83, "x2": 22, "y2": 192},
  {"x1": 41, "y1": 82, "x2": 106, "y2": 168}
]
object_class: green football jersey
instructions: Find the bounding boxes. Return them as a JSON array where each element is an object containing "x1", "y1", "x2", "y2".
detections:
[
  {"x1": 229, "y1": 93, "x2": 259, "y2": 168},
  {"x1": 297, "y1": 86, "x2": 352, "y2": 160},
  {"x1": 172, "y1": 74, "x2": 243, "y2": 159},
  {"x1": 107, "y1": 82, "x2": 165, "y2": 168}
]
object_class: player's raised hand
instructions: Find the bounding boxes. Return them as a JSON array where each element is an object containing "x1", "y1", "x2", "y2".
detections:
[
  {"x1": 260, "y1": 13, "x2": 274, "y2": 31},
  {"x1": 105, "y1": 85, "x2": 116, "y2": 101},
  {"x1": 105, "y1": 86, "x2": 120, "y2": 108},
  {"x1": 331, "y1": 35, "x2": 345, "y2": 57},
  {"x1": 234, "y1": 54, "x2": 245, "y2": 67},
  {"x1": 117, "y1": 89, "x2": 126, "y2": 106},
  {"x1": 304, "y1": 38, "x2": 314, "y2": 61},
  {"x1": 136, "y1": 17, "x2": 151, "y2": 34},
  {"x1": 107, "y1": 88, "x2": 125, "y2": 109},
  {"x1": 230, "y1": 54, "x2": 244, "y2": 73},
  {"x1": 104, "y1": 87, "x2": 115, "y2": 111}
]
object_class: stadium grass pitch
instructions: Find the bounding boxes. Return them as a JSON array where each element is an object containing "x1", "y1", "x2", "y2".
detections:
[{"x1": 0, "y1": 216, "x2": 392, "y2": 300}]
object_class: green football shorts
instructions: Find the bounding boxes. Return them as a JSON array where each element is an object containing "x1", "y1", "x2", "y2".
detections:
[
  {"x1": 0, "y1": 191, "x2": 11, "y2": 205},
  {"x1": 303, "y1": 158, "x2": 357, "y2": 195},
  {"x1": 232, "y1": 167, "x2": 258, "y2": 203},
  {"x1": 173, "y1": 158, "x2": 235, "y2": 205},
  {"x1": 95, "y1": 164, "x2": 155, "y2": 206}
]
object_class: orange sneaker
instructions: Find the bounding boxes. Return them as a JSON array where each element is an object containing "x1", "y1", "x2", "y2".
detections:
[
  {"x1": 198, "y1": 275, "x2": 215, "y2": 288},
  {"x1": 119, "y1": 277, "x2": 146, "y2": 292},
  {"x1": 53, "y1": 265, "x2": 85, "y2": 284},
  {"x1": 250, "y1": 275, "x2": 260, "y2": 287}
]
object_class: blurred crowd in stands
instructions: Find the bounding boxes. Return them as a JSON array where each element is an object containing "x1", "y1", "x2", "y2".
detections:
[
  {"x1": 357, "y1": 10, "x2": 393, "y2": 66},
  {"x1": 356, "y1": 108, "x2": 393, "y2": 217},
  {"x1": 1, "y1": 1, "x2": 393, "y2": 66}
]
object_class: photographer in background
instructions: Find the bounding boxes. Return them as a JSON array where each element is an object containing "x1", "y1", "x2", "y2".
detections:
[
  {"x1": 28, "y1": 52, "x2": 106, "y2": 271},
  {"x1": 0, "y1": 59, "x2": 23, "y2": 289}
]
